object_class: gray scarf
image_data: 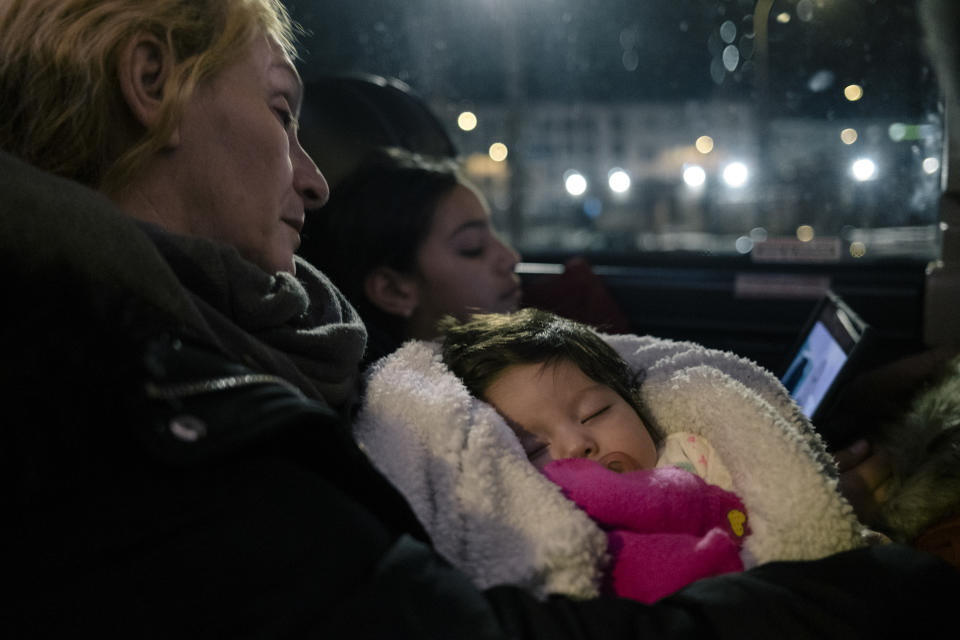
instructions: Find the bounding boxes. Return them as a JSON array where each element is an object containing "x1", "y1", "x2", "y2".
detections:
[
  {"x1": 0, "y1": 149, "x2": 365, "y2": 411},
  {"x1": 141, "y1": 223, "x2": 367, "y2": 411}
]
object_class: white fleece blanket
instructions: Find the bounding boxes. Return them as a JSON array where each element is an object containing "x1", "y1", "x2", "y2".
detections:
[{"x1": 354, "y1": 334, "x2": 865, "y2": 599}]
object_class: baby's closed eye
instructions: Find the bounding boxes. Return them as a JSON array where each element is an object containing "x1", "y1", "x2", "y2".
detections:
[
  {"x1": 581, "y1": 405, "x2": 610, "y2": 423},
  {"x1": 513, "y1": 427, "x2": 550, "y2": 460},
  {"x1": 525, "y1": 442, "x2": 550, "y2": 462}
]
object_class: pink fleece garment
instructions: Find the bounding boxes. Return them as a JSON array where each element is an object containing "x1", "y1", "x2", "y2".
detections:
[{"x1": 543, "y1": 459, "x2": 749, "y2": 603}]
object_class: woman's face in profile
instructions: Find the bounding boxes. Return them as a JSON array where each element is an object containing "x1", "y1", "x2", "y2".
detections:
[
  {"x1": 167, "y1": 34, "x2": 328, "y2": 274},
  {"x1": 406, "y1": 184, "x2": 521, "y2": 338}
]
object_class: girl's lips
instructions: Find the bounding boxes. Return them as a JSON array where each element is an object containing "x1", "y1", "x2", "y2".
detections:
[
  {"x1": 598, "y1": 451, "x2": 639, "y2": 473},
  {"x1": 496, "y1": 285, "x2": 523, "y2": 311},
  {"x1": 500, "y1": 284, "x2": 521, "y2": 301}
]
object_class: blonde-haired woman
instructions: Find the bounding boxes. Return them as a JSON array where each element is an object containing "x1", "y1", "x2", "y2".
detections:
[{"x1": 1, "y1": 1, "x2": 957, "y2": 637}]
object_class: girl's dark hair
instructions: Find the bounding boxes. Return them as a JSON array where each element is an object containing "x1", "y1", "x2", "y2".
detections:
[
  {"x1": 300, "y1": 146, "x2": 462, "y2": 361},
  {"x1": 440, "y1": 308, "x2": 648, "y2": 425}
]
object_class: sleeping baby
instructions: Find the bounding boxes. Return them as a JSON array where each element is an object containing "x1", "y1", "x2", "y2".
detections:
[
  {"x1": 440, "y1": 308, "x2": 748, "y2": 602},
  {"x1": 354, "y1": 309, "x2": 866, "y2": 601}
]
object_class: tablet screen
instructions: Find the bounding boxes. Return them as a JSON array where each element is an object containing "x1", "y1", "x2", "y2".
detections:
[
  {"x1": 780, "y1": 292, "x2": 867, "y2": 423},
  {"x1": 781, "y1": 320, "x2": 849, "y2": 418}
]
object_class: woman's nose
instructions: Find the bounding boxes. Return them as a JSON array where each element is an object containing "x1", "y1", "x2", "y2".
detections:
[{"x1": 291, "y1": 141, "x2": 329, "y2": 210}]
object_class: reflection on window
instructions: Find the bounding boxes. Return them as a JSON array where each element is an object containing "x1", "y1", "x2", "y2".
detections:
[{"x1": 291, "y1": 0, "x2": 942, "y2": 263}]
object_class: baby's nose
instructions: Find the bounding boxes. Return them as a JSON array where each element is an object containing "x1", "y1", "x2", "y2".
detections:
[{"x1": 556, "y1": 428, "x2": 599, "y2": 461}]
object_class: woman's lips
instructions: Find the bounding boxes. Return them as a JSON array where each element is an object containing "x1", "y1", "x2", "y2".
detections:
[
  {"x1": 282, "y1": 217, "x2": 304, "y2": 248},
  {"x1": 598, "y1": 451, "x2": 639, "y2": 473},
  {"x1": 282, "y1": 217, "x2": 304, "y2": 233}
]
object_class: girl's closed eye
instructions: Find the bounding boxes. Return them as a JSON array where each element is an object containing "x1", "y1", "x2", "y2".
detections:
[
  {"x1": 451, "y1": 224, "x2": 490, "y2": 258},
  {"x1": 455, "y1": 232, "x2": 487, "y2": 258},
  {"x1": 581, "y1": 405, "x2": 610, "y2": 424},
  {"x1": 458, "y1": 244, "x2": 485, "y2": 258}
]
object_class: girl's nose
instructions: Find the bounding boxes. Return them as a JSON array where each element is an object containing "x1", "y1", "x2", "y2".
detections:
[{"x1": 493, "y1": 235, "x2": 520, "y2": 275}]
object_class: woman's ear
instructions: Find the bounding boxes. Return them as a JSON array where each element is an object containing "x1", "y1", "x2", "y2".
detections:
[
  {"x1": 364, "y1": 267, "x2": 420, "y2": 318},
  {"x1": 117, "y1": 33, "x2": 179, "y2": 146}
]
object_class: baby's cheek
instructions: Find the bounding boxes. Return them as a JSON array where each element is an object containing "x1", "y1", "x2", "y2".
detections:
[{"x1": 637, "y1": 428, "x2": 659, "y2": 469}]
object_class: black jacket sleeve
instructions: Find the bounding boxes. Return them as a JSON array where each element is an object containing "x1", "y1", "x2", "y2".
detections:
[
  {"x1": 485, "y1": 544, "x2": 959, "y2": 640},
  {"x1": 316, "y1": 532, "x2": 960, "y2": 639}
]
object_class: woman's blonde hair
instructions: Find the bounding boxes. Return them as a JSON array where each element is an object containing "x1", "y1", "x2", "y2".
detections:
[{"x1": 0, "y1": 0, "x2": 297, "y2": 192}]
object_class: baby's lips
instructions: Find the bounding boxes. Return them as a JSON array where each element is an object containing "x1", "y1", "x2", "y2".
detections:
[{"x1": 598, "y1": 451, "x2": 639, "y2": 473}]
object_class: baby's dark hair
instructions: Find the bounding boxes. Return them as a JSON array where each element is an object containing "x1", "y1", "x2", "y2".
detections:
[{"x1": 440, "y1": 308, "x2": 646, "y2": 421}]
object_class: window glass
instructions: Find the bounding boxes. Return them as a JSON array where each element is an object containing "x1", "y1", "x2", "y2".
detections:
[{"x1": 289, "y1": 0, "x2": 943, "y2": 264}]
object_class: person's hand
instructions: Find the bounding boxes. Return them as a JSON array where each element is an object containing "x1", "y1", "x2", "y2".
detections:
[{"x1": 834, "y1": 438, "x2": 893, "y2": 526}]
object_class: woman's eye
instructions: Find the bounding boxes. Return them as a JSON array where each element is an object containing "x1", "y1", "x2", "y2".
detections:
[
  {"x1": 274, "y1": 107, "x2": 294, "y2": 128},
  {"x1": 581, "y1": 406, "x2": 610, "y2": 424}
]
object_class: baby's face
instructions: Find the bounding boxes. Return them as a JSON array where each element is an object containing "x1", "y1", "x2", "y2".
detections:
[{"x1": 484, "y1": 359, "x2": 657, "y2": 472}]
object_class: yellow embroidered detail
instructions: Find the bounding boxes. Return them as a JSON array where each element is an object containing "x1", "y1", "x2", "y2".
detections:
[{"x1": 728, "y1": 509, "x2": 746, "y2": 537}]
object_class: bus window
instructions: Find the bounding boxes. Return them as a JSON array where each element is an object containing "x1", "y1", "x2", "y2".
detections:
[
  {"x1": 289, "y1": 0, "x2": 947, "y2": 368},
  {"x1": 290, "y1": 0, "x2": 941, "y2": 264}
]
